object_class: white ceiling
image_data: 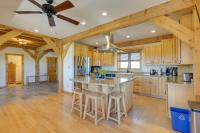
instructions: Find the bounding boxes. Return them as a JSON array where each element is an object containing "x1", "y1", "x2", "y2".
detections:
[
  {"x1": 80, "y1": 22, "x2": 170, "y2": 46},
  {"x1": 0, "y1": 0, "x2": 170, "y2": 45}
]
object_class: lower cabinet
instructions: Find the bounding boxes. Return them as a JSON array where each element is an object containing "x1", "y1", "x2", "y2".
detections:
[{"x1": 133, "y1": 76, "x2": 167, "y2": 99}]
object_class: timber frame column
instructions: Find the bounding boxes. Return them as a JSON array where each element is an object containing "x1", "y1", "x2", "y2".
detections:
[{"x1": 193, "y1": 8, "x2": 200, "y2": 100}]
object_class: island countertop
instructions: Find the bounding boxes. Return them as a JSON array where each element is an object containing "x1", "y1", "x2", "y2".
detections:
[{"x1": 72, "y1": 76, "x2": 135, "y2": 87}]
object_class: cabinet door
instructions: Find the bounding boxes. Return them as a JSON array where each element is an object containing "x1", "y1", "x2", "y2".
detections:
[
  {"x1": 158, "y1": 77, "x2": 167, "y2": 99},
  {"x1": 88, "y1": 50, "x2": 93, "y2": 66},
  {"x1": 144, "y1": 47, "x2": 152, "y2": 64},
  {"x1": 107, "y1": 53, "x2": 114, "y2": 66},
  {"x1": 161, "y1": 38, "x2": 175, "y2": 64},
  {"x1": 150, "y1": 77, "x2": 159, "y2": 97},
  {"x1": 92, "y1": 52, "x2": 101, "y2": 66},
  {"x1": 154, "y1": 45, "x2": 162, "y2": 64},
  {"x1": 179, "y1": 14, "x2": 193, "y2": 64}
]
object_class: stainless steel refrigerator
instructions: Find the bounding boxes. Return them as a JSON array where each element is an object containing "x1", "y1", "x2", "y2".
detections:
[{"x1": 74, "y1": 56, "x2": 90, "y2": 76}]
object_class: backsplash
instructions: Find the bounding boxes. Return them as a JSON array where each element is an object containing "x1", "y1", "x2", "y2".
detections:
[{"x1": 142, "y1": 64, "x2": 193, "y2": 76}]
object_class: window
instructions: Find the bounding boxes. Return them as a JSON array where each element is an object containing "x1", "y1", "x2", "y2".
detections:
[
  {"x1": 130, "y1": 53, "x2": 140, "y2": 69},
  {"x1": 118, "y1": 52, "x2": 141, "y2": 69}
]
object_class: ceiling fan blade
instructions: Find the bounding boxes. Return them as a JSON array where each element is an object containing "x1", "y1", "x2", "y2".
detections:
[
  {"x1": 15, "y1": 11, "x2": 43, "y2": 14},
  {"x1": 56, "y1": 14, "x2": 79, "y2": 25},
  {"x1": 28, "y1": 0, "x2": 43, "y2": 9},
  {"x1": 54, "y1": 1, "x2": 74, "y2": 13},
  {"x1": 48, "y1": 16, "x2": 56, "y2": 27}
]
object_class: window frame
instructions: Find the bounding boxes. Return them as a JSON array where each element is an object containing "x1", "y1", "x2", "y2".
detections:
[{"x1": 118, "y1": 52, "x2": 141, "y2": 70}]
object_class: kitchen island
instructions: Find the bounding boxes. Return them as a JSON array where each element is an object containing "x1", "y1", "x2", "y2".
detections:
[{"x1": 72, "y1": 76, "x2": 134, "y2": 111}]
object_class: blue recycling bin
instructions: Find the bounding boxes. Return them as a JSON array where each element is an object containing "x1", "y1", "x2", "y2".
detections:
[{"x1": 170, "y1": 107, "x2": 191, "y2": 133}]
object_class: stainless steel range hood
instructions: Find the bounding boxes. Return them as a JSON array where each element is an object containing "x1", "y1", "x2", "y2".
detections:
[{"x1": 96, "y1": 32, "x2": 123, "y2": 53}]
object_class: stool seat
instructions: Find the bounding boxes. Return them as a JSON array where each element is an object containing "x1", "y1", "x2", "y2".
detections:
[{"x1": 110, "y1": 92, "x2": 123, "y2": 98}]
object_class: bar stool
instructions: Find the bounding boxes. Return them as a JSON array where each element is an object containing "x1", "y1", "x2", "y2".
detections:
[
  {"x1": 71, "y1": 87, "x2": 85, "y2": 118},
  {"x1": 107, "y1": 92, "x2": 127, "y2": 125},
  {"x1": 83, "y1": 92, "x2": 105, "y2": 125}
]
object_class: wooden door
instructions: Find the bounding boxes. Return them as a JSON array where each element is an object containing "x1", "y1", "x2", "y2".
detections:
[
  {"x1": 47, "y1": 57, "x2": 57, "y2": 82},
  {"x1": 7, "y1": 62, "x2": 16, "y2": 84}
]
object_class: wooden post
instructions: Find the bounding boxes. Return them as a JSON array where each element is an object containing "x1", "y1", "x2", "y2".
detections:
[
  {"x1": 35, "y1": 58, "x2": 40, "y2": 82},
  {"x1": 57, "y1": 42, "x2": 64, "y2": 93},
  {"x1": 193, "y1": 9, "x2": 200, "y2": 100}
]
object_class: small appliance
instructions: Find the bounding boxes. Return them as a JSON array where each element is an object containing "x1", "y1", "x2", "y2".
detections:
[
  {"x1": 172, "y1": 67, "x2": 178, "y2": 76},
  {"x1": 182, "y1": 73, "x2": 193, "y2": 82},
  {"x1": 150, "y1": 69, "x2": 157, "y2": 75}
]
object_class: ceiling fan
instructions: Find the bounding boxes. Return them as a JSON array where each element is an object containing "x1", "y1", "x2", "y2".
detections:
[{"x1": 14, "y1": 0, "x2": 79, "y2": 26}]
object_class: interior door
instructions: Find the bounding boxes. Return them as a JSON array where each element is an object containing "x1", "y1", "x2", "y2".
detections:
[
  {"x1": 7, "y1": 62, "x2": 16, "y2": 84},
  {"x1": 47, "y1": 57, "x2": 57, "y2": 82}
]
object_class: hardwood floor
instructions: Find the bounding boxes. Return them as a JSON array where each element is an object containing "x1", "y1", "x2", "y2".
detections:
[{"x1": 0, "y1": 89, "x2": 175, "y2": 133}]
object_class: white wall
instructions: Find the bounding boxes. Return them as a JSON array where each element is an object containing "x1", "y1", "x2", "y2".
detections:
[
  {"x1": 0, "y1": 47, "x2": 57, "y2": 87},
  {"x1": 0, "y1": 47, "x2": 35, "y2": 87},
  {"x1": 63, "y1": 44, "x2": 74, "y2": 93}
]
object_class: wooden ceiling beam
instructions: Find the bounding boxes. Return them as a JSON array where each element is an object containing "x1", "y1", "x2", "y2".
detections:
[
  {"x1": 115, "y1": 34, "x2": 173, "y2": 47},
  {"x1": 0, "y1": 30, "x2": 23, "y2": 46},
  {"x1": 62, "y1": 0, "x2": 194, "y2": 44},
  {"x1": 195, "y1": 0, "x2": 200, "y2": 20},
  {"x1": 150, "y1": 15, "x2": 194, "y2": 47},
  {"x1": 1, "y1": 43, "x2": 36, "y2": 50},
  {"x1": 42, "y1": 37, "x2": 60, "y2": 55}
]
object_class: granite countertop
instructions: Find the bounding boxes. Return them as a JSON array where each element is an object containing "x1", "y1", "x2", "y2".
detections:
[
  {"x1": 188, "y1": 101, "x2": 200, "y2": 112},
  {"x1": 73, "y1": 76, "x2": 134, "y2": 87},
  {"x1": 167, "y1": 76, "x2": 193, "y2": 86}
]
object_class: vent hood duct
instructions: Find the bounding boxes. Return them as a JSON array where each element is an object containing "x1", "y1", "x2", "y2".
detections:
[{"x1": 96, "y1": 32, "x2": 123, "y2": 53}]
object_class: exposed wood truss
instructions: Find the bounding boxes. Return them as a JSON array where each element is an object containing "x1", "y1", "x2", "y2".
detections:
[
  {"x1": 22, "y1": 48, "x2": 35, "y2": 59},
  {"x1": 42, "y1": 37, "x2": 60, "y2": 56},
  {"x1": 0, "y1": 30, "x2": 22, "y2": 45},
  {"x1": 195, "y1": 0, "x2": 200, "y2": 20},
  {"x1": 193, "y1": 8, "x2": 200, "y2": 99},
  {"x1": 116, "y1": 34, "x2": 173, "y2": 48},
  {"x1": 62, "y1": 0, "x2": 194, "y2": 44},
  {"x1": 150, "y1": 16, "x2": 194, "y2": 47}
]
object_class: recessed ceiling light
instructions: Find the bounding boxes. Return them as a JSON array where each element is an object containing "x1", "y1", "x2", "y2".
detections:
[
  {"x1": 102, "y1": 12, "x2": 108, "y2": 16},
  {"x1": 126, "y1": 35, "x2": 130, "y2": 38},
  {"x1": 34, "y1": 29, "x2": 39, "y2": 33},
  {"x1": 151, "y1": 30, "x2": 156, "y2": 33},
  {"x1": 81, "y1": 21, "x2": 86, "y2": 25},
  {"x1": 96, "y1": 42, "x2": 99, "y2": 45}
]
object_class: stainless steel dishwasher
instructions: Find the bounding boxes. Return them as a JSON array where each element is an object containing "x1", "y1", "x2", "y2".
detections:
[{"x1": 188, "y1": 101, "x2": 200, "y2": 133}]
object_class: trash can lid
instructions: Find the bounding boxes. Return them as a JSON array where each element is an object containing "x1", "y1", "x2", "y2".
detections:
[{"x1": 188, "y1": 101, "x2": 200, "y2": 113}]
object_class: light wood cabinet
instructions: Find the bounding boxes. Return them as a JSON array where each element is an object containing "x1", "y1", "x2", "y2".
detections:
[
  {"x1": 179, "y1": 14, "x2": 193, "y2": 65},
  {"x1": 92, "y1": 52, "x2": 101, "y2": 66},
  {"x1": 101, "y1": 53, "x2": 114, "y2": 66},
  {"x1": 144, "y1": 44, "x2": 162, "y2": 65},
  {"x1": 161, "y1": 38, "x2": 179, "y2": 65},
  {"x1": 74, "y1": 44, "x2": 88, "y2": 57},
  {"x1": 92, "y1": 52, "x2": 114, "y2": 66},
  {"x1": 133, "y1": 76, "x2": 167, "y2": 99}
]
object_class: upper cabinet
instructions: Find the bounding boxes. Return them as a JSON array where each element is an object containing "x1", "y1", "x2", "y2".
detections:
[
  {"x1": 161, "y1": 37, "x2": 179, "y2": 65},
  {"x1": 92, "y1": 51, "x2": 101, "y2": 66},
  {"x1": 144, "y1": 44, "x2": 162, "y2": 65},
  {"x1": 92, "y1": 52, "x2": 114, "y2": 66},
  {"x1": 179, "y1": 14, "x2": 193, "y2": 65},
  {"x1": 74, "y1": 44, "x2": 88, "y2": 57},
  {"x1": 101, "y1": 53, "x2": 114, "y2": 66}
]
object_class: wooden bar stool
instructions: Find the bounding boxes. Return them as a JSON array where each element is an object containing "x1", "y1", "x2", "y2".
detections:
[
  {"x1": 71, "y1": 87, "x2": 85, "y2": 118},
  {"x1": 83, "y1": 92, "x2": 105, "y2": 125},
  {"x1": 107, "y1": 92, "x2": 127, "y2": 125}
]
